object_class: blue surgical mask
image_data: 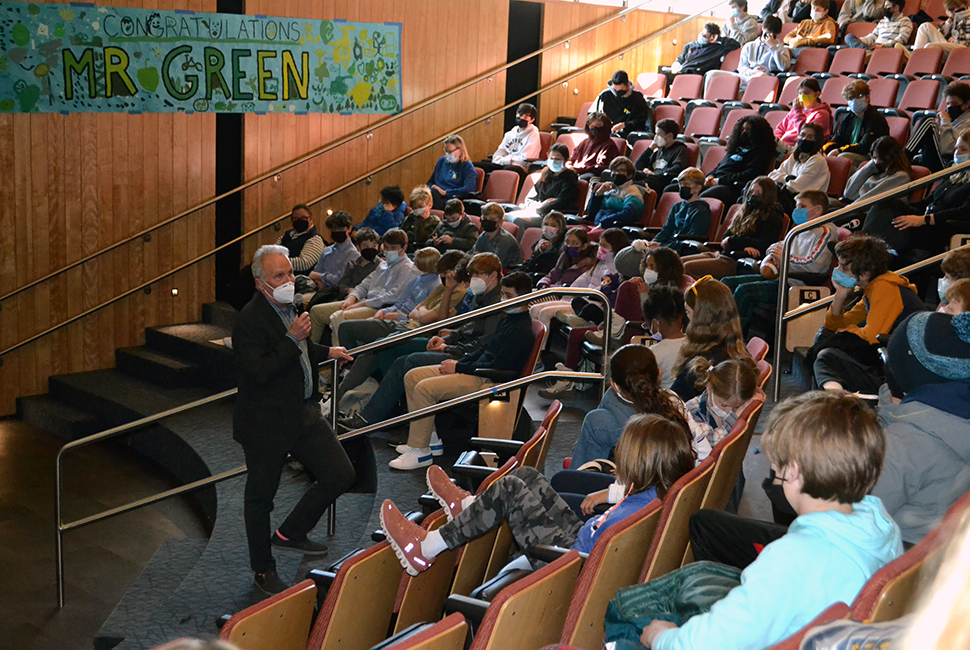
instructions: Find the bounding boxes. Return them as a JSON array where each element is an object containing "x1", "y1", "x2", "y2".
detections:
[
  {"x1": 955, "y1": 153, "x2": 970, "y2": 167},
  {"x1": 547, "y1": 159, "x2": 564, "y2": 173},
  {"x1": 792, "y1": 208, "x2": 811, "y2": 225},
  {"x1": 384, "y1": 250, "x2": 400, "y2": 263},
  {"x1": 849, "y1": 98, "x2": 868, "y2": 116},
  {"x1": 832, "y1": 267, "x2": 857, "y2": 289}
]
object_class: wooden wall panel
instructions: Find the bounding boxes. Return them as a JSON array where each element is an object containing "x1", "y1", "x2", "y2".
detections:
[
  {"x1": 537, "y1": 3, "x2": 712, "y2": 131},
  {"x1": 240, "y1": 0, "x2": 510, "y2": 260},
  {"x1": 0, "y1": 0, "x2": 218, "y2": 416}
]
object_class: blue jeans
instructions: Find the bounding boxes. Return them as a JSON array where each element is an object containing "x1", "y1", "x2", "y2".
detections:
[
  {"x1": 569, "y1": 389, "x2": 637, "y2": 467},
  {"x1": 360, "y1": 351, "x2": 452, "y2": 424},
  {"x1": 844, "y1": 34, "x2": 868, "y2": 48}
]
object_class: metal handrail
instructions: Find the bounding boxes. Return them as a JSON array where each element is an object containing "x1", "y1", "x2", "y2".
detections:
[
  {"x1": 771, "y1": 159, "x2": 970, "y2": 400},
  {"x1": 1, "y1": 0, "x2": 682, "y2": 306},
  {"x1": 54, "y1": 286, "x2": 613, "y2": 606},
  {"x1": 1, "y1": 1, "x2": 725, "y2": 362}
]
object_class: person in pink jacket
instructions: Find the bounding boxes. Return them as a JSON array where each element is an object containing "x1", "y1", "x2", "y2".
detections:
[{"x1": 774, "y1": 78, "x2": 833, "y2": 147}]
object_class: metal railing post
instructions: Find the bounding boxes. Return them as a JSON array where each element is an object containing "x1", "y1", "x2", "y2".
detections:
[{"x1": 55, "y1": 450, "x2": 65, "y2": 609}]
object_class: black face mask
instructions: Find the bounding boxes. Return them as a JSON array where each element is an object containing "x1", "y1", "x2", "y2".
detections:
[
  {"x1": 745, "y1": 193, "x2": 763, "y2": 208},
  {"x1": 612, "y1": 174, "x2": 629, "y2": 185},
  {"x1": 796, "y1": 138, "x2": 819, "y2": 155},
  {"x1": 679, "y1": 185, "x2": 694, "y2": 200},
  {"x1": 586, "y1": 126, "x2": 607, "y2": 140},
  {"x1": 736, "y1": 133, "x2": 752, "y2": 149},
  {"x1": 883, "y1": 7, "x2": 893, "y2": 18},
  {"x1": 292, "y1": 219, "x2": 310, "y2": 233},
  {"x1": 331, "y1": 231, "x2": 348, "y2": 243},
  {"x1": 360, "y1": 248, "x2": 379, "y2": 261},
  {"x1": 482, "y1": 219, "x2": 499, "y2": 233},
  {"x1": 515, "y1": 116, "x2": 528, "y2": 129},
  {"x1": 948, "y1": 104, "x2": 966, "y2": 121}
]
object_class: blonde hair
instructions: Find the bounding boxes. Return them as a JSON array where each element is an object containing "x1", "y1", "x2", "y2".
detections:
[
  {"x1": 443, "y1": 134, "x2": 471, "y2": 163},
  {"x1": 409, "y1": 185, "x2": 433, "y2": 208},
  {"x1": 944, "y1": 0, "x2": 967, "y2": 13},
  {"x1": 414, "y1": 247, "x2": 442, "y2": 274},
  {"x1": 762, "y1": 391, "x2": 885, "y2": 504},
  {"x1": 481, "y1": 202, "x2": 505, "y2": 219},
  {"x1": 677, "y1": 167, "x2": 705, "y2": 186},
  {"x1": 615, "y1": 414, "x2": 695, "y2": 499}
]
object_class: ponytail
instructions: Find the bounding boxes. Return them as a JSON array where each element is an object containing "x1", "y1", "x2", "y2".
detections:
[{"x1": 692, "y1": 357, "x2": 760, "y2": 401}]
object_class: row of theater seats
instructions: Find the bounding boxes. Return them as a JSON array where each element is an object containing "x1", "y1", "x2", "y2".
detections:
[{"x1": 152, "y1": 343, "x2": 970, "y2": 650}]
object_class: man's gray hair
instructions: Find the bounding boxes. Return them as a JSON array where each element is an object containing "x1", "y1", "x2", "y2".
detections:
[{"x1": 252, "y1": 244, "x2": 290, "y2": 280}]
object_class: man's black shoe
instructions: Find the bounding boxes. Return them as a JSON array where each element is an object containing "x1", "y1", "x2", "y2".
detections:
[
  {"x1": 254, "y1": 570, "x2": 290, "y2": 596},
  {"x1": 271, "y1": 530, "x2": 329, "y2": 555},
  {"x1": 338, "y1": 412, "x2": 369, "y2": 432}
]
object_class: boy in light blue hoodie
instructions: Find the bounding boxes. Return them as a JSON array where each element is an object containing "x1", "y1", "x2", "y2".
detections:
[{"x1": 641, "y1": 391, "x2": 902, "y2": 650}]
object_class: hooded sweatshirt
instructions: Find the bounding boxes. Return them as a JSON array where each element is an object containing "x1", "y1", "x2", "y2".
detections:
[
  {"x1": 873, "y1": 382, "x2": 970, "y2": 544},
  {"x1": 774, "y1": 102, "x2": 833, "y2": 146},
  {"x1": 823, "y1": 272, "x2": 922, "y2": 345},
  {"x1": 654, "y1": 495, "x2": 903, "y2": 650}
]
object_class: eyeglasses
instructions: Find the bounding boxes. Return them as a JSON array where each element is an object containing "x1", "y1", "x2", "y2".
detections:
[{"x1": 688, "y1": 275, "x2": 713, "y2": 297}]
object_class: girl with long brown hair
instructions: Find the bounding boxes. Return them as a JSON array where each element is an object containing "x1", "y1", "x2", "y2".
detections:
[
  {"x1": 671, "y1": 276, "x2": 753, "y2": 401},
  {"x1": 682, "y1": 176, "x2": 785, "y2": 280}
]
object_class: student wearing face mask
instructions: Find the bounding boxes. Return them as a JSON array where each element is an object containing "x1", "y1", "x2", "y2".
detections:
[
  {"x1": 837, "y1": 0, "x2": 882, "y2": 31},
  {"x1": 769, "y1": 122, "x2": 831, "y2": 214},
  {"x1": 686, "y1": 357, "x2": 763, "y2": 450},
  {"x1": 726, "y1": 191, "x2": 836, "y2": 335},
  {"x1": 825, "y1": 80, "x2": 889, "y2": 169},
  {"x1": 536, "y1": 226, "x2": 597, "y2": 288},
  {"x1": 844, "y1": 0, "x2": 912, "y2": 50},
  {"x1": 387, "y1": 272, "x2": 537, "y2": 470},
  {"x1": 784, "y1": 0, "x2": 838, "y2": 48},
  {"x1": 774, "y1": 78, "x2": 832, "y2": 147},
  {"x1": 354, "y1": 185, "x2": 407, "y2": 236},
  {"x1": 701, "y1": 115, "x2": 776, "y2": 207},
  {"x1": 682, "y1": 177, "x2": 786, "y2": 279},
  {"x1": 473, "y1": 203, "x2": 523, "y2": 268},
  {"x1": 844, "y1": 136, "x2": 913, "y2": 204},
  {"x1": 640, "y1": 284, "x2": 689, "y2": 390},
  {"x1": 912, "y1": 0, "x2": 970, "y2": 53},
  {"x1": 904, "y1": 81, "x2": 970, "y2": 173},
  {"x1": 652, "y1": 167, "x2": 712, "y2": 254},
  {"x1": 567, "y1": 112, "x2": 620, "y2": 178},
  {"x1": 307, "y1": 228, "x2": 381, "y2": 308},
  {"x1": 812, "y1": 234, "x2": 922, "y2": 395},
  {"x1": 635, "y1": 119, "x2": 690, "y2": 195},
  {"x1": 430, "y1": 198, "x2": 479, "y2": 252},
  {"x1": 707, "y1": 16, "x2": 791, "y2": 94},
  {"x1": 722, "y1": 0, "x2": 760, "y2": 45},
  {"x1": 591, "y1": 70, "x2": 651, "y2": 139},
  {"x1": 670, "y1": 23, "x2": 738, "y2": 78},
  {"x1": 587, "y1": 156, "x2": 645, "y2": 228},
  {"x1": 276, "y1": 203, "x2": 325, "y2": 274},
  {"x1": 867, "y1": 131, "x2": 970, "y2": 257},
  {"x1": 506, "y1": 144, "x2": 580, "y2": 238},
  {"x1": 476, "y1": 103, "x2": 541, "y2": 187},
  {"x1": 305, "y1": 211, "x2": 359, "y2": 301},
  {"x1": 308, "y1": 229, "x2": 414, "y2": 345},
  {"x1": 400, "y1": 186, "x2": 440, "y2": 253},
  {"x1": 428, "y1": 134, "x2": 478, "y2": 210},
  {"x1": 523, "y1": 212, "x2": 568, "y2": 277}
]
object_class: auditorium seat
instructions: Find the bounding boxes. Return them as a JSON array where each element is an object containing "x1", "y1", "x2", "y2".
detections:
[
  {"x1": 706, "y1": 108, "x2": 757, "y2": 145},
  {"x1": 819, "y1": 76, "x2": 853, "y2": 108},
  {"x1": 537, "y1": 132, "x2": 552, "y2": 160},
  {"x1": 763, "y1": 602, "x2": 852, "y2": 650},
  {"x1": 720, "y1": 48, "x2": 742, "y2": 72},
  {"x1": 552, "y1": 101, "x2": 593, "y2": 134},
  {"x1": 519, "y1": 227, "x2": 541, "y2": 262},
  {"x1": 665, "y1": 74, "x2": 704, "y2": 105},
  {"x1": 700, "y1": 145, "x2": 726, "y2": 177},
  {"x1": 764, "y1": 109, "x2": 787, "y2": 133},
  {"x1": 895, "y1": 79, "x2": 942, "y2": 114},
  {"x1": 649, "y1": 191, "x2": 679, "y2": 229},
  {"x1": 653, "y1": 103, "x2": 686, "y2": 129},
  {"x1": 629, "y1": 139, "x2": 652, "y2": 163},
  {"x1": 636, "y1": 72, "x2": 667, "y2": 99},
  {"x1": 555, "y1": 133, "x2": 588, "y2": 158},
  {"x1": 482, "y1": 170, "x2": 520, "y2": 204},
  {"x1": 793, "y1": 48, "x2": 831, "y2": 75},
  {"x1": 378, "y1": 613, "x2": 468, "y2": 650},
  {"x1": 611, "y1": 136, "x2": 628, "y2": 157},
  {"x1": 685, "y1": 142, "x2": 701, "y2": 167},
  {"x1": 850, "y1": 488, "x2": 970, "y2": 623},
  {"x1": 639, "y1": 455, "x2": 716, "y2": 582},
  {"x1": 886, "y1": 115, "x2": 910, "y2": 146},
  {"x1": 747, "y1": 336, "x2": 769, "y2": 361},
  {"x1": 826, "y1": 155, "x2": 852, "y2": 198},
  {"x1": 867, "y1": 77, "x2": 900, "y2": 109},
  {"x1": 475, "y1": 167, "x2": 486, "y2": 193},
  {"x1": 939, "y1": 46, "x2": 970, "y2": 79},
  {"x1": 900, "y1": 47, "x2": 943, "y2": 79},
  {"x1": 683, "y1": 106, "x2": 722, "y2": 139},
  {"x1": 817, "y1": 48, "x2": 866, "y2": 80},
  {"x1": 700, "y1": 198, "x2": 725, "y2": 242},
  {"x1": 220, "y1": 580, "x2": 317, "y2": 650},
  {"x1": 780, "y1": 22, "x2": 799, "y2": 40},
  {"x1": 700, "y1": 402, "x2": 763, "y2": 512},
  {"x1": 842, "y1": 22, "x2": 877, "y2": 43},
  {"x1": 391, "y1": 511, "x2": 461, "y2": 634},
  {"x1": 858, "y1": 47, "x2": 905, "y2": 78}
]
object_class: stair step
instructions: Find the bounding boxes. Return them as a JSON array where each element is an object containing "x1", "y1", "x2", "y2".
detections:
[
  {"x1": 16, "y1": 394, "x2": 107, "y2": 440},
  {"x1": 116, "y1": 346, "x2": 204, "y2": 389},
  {"x1": 201, "y1": 301, "x2": 238, "y2": 331},
  {"x1": 145, "y1": 323, "x2": 236, "y2": 390},
  {"x1": 94, "y1": 538, "x2": 208, "y2": 650}
]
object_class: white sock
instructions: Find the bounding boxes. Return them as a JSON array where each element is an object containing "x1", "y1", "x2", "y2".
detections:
[
  {"x1": 461, "y1": 495, "x2": 476, "y2": 510},
  {"x1": 420, "y1": 530, "x2": 448, "y2": 558}
]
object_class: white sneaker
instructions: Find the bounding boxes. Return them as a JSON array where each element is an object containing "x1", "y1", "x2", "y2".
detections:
[
  {"x1": 389, "y1": 447, "x2": 434, "y2": 470},
  {"x1": 396, "y1": 432, "x2": 444, "y2": 457}
]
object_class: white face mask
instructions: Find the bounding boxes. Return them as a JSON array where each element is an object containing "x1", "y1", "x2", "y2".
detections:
[
  {"x1": 445, "y1": 152, "x2": 459, "y2": 164},
  {"x1": 469, "y1": 277, "x2": 488, "y2": 295},
  {"x1": 653, "y1": 134, "x2": 667, "y2": 149},
  {"x1": 265, "y1": 280, "x2": 295, "y2": 305},
  {"x1": 643, "y1": 268, "x2": 659, "y2": 284},
  {"x1": 412, "y1": 206, "x2": 428, "y2": 217},
  {"x1": 444, "y1": 216, "x2": 462, "y2": 228},
  {"x1": 811, "y1": 9, "x2": 826, "y2": 19},
  {"x1": 708, "y1": 392, "x2": 732, "y2": 420},
  {"x1": 940, "y1": 277, "x2": 952, "y2": 304}
]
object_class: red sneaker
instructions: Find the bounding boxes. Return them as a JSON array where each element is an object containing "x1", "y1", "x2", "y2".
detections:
[
  {"x1": 426, "y1": 465, "x2": 472, "y2": 522},
  {"x1": 379, "y1": 500, "x2": 435, "y2": 576}
]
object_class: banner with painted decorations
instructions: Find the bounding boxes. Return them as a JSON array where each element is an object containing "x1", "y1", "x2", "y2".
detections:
[{"x1": 0, "y1": 1, "x2": 402, "y2": 114}]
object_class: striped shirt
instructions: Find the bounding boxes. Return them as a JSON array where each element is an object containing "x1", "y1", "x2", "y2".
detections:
[
  {"x1": 860, "y1": 16, "x2": 913, "y2": 46},
  {"x1": 268, "y1": 298, "x2": 314, "y2": 399}
]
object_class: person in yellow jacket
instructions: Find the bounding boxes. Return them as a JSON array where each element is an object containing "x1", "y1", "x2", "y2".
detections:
[
  {"x1": 814, "y1": 234, "x2": 924, "y2": 393},
  {"x1": 784, "y1": 0, "x2": 838, "y2": 48}
]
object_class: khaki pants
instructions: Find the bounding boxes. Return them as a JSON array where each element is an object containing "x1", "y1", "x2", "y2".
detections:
[
  {"x1": 309, "y1": 301, "x2": 376, "y2": 345},
  {"x1": 682, "y1": 252, "x2": 739, "y2": 280},
  {"x1": 403, "y1": 365, "x2": 487, "y2": 449}
]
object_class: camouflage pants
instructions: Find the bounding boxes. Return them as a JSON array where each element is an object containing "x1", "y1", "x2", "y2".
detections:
[{"x1": 438, "y1": 466, "x2": 584, "y2": 552}]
